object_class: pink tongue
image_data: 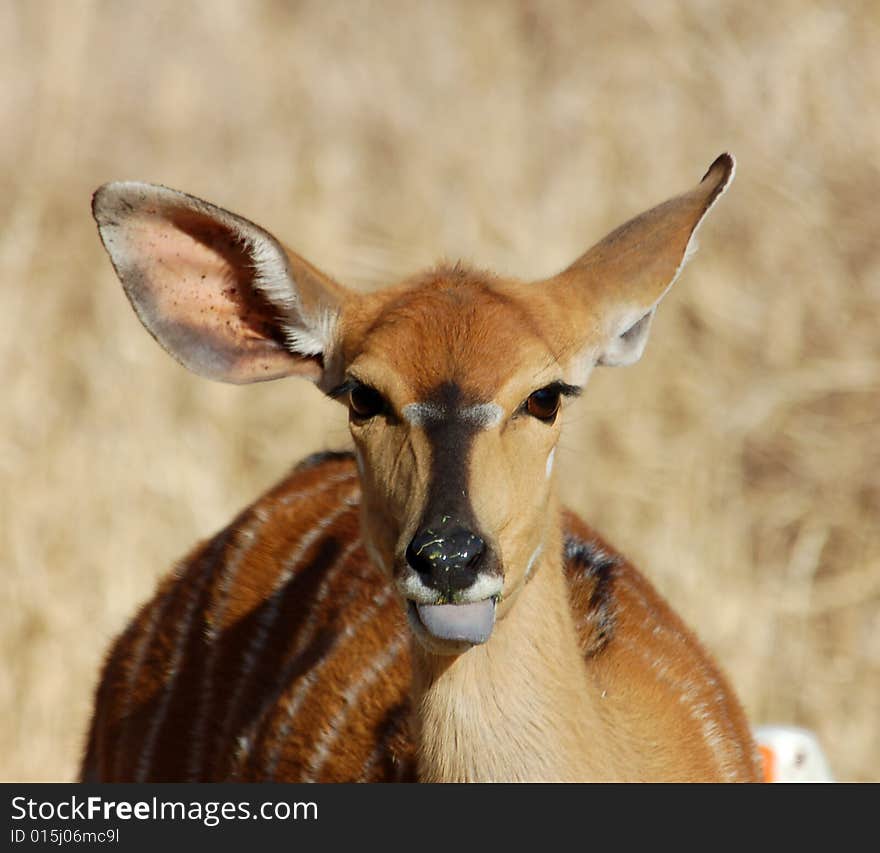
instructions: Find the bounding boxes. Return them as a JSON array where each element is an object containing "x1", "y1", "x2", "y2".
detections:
[{"x1": 416, "y1": 600, "x2": 496, "y2": 644}]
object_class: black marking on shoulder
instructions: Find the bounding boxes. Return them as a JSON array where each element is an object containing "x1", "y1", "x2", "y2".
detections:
[
  {"x1": 564, "y1": 535, "x2": 620, "y2": 656},
  {"x1": 564, "y1": 536, "x2": 619, "y2": 575},
  {"x1": 292, "y1": 450, "x2": 356, "y2": 473}
]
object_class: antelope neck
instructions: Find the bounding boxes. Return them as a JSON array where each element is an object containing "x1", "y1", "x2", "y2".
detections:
[{"x1": 408, "y1": 524, "x2": 609, "y2": 782}]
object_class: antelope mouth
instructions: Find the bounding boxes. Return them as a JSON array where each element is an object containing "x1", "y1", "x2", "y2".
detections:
[{"x1": 407, "y1": 598, "x2": 497, "y2": 647}]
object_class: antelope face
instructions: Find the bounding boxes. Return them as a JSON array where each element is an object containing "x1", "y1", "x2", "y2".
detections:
[
  {"x1": 334, "y1": 272, "x2": 584, "y2": 652},
  {"x1": 93, "y1": 154, "x2": 734, "y2": 655}
]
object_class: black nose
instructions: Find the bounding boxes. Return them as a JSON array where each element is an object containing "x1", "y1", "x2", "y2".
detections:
[{"x1": 406, "y1": 517, "x2": 486, "y2": 594}]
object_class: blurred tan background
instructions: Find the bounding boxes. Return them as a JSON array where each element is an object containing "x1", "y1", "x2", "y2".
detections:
[{"x1": 2, "y1": 0, "x2": 878, "y2": 781}]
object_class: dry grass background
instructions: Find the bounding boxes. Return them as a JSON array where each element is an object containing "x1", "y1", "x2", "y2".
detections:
[{"x1": 1, "y1": 0, "x2": 878, "y2": 781}]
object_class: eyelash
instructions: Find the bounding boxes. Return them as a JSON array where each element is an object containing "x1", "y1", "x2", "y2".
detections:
[
  {"x1": 519, "y1": 383, "x2": 580, "y2": 423},
  {"x1": 332, "y1": 379, "x2": 580, "y2": 424},
  {"x1": 347, "y1": 382, "x2": 386, "y2": 420}
]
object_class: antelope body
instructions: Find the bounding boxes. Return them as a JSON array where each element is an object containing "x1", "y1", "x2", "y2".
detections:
[{"x1": 82, "y1": 154, "x2": 762, "y2": 782}]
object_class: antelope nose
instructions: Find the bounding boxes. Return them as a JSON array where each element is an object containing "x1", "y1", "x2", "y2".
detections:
[{"x1": 405, "y1": 519, "x2": 486, "y2": 593}]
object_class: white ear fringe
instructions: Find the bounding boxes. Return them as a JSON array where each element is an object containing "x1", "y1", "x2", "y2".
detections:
[
  {"x1": 284, "y1": 311, "x2": 338, "y2": 359},
  {"x1": 247, "y1": 234, "x2": 297, "y2": 311},
  {"x1": 235, "y1": 224, "x2": 337, "y2": 360}
]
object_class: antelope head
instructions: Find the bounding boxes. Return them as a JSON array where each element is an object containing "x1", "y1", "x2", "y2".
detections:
[{"x1": 93, "y1": 154, "x2": 734, "y2": 655}]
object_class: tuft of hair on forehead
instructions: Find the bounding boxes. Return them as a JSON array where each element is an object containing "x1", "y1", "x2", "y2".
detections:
[
  {"x1": 366, "y1": 263, "x2": 505, "y2": 327},
  {"x1": 345, "y1": 263, "x2": 567, "y2": 401}
]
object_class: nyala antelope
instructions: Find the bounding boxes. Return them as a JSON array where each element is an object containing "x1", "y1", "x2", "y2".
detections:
[{"x1": 82, "y1": 153, "x2": 762, "y2": 782}]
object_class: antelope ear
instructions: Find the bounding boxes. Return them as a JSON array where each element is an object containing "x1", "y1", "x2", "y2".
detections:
[
  {"x1": 92, "y1": 182, "x2": 349, "y2": 385},
  {"x1": 551, "y1": 153, "x2": 735, "y2": 367}
]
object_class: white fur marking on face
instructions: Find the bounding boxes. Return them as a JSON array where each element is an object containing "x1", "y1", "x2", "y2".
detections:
[
  {"x1": 397, "y1": 570, "x2": 439, "y2": 604},
  {"x1": 461, "y1": 402, "x2": 503, "y2": 429},
  {"x1": 402, "y1": 402, "x2": 445, "y2": 426},
  {"x1": 397, "y1": 568, "x2": 501, "y2": 604},
  {"x1": 524, "y1": 543, "x2": 543, "y2": 582},
  {"x1": 545, "y1": 447, "x2": 556, "y2": 480},
  {"x1": 460, "y1": 573, "x2": 503, "y2": 603},
  {"x1": 403, "y1": 401, "x2": 503, "y2": 430}
]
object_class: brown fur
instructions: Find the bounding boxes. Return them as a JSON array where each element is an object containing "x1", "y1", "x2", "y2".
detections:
[
  {"x1": 80, "y1": 453, "x2": 760, "y2": 781},
  {"x1": 84, "y1": 155, "x2": 761, "y2": 781}
]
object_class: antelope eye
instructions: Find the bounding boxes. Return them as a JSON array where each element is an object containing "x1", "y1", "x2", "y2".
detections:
[
  {"x1": 526, "y1": 387, "x2": 562, "y2": 422},
  {"x1": 349, "y1": 383, "x2": 386, "y2": 420}
]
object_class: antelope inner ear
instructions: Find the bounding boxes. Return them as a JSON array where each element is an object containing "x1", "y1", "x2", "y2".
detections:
[
  {"x1": 597, "y1": 310, "x2": 656, "y2": 367},
  {"x1": 92, "y1": 181, "x2": 349, "y2": 385}
]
